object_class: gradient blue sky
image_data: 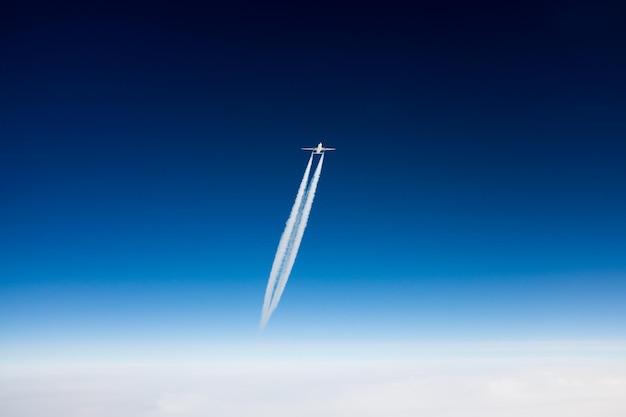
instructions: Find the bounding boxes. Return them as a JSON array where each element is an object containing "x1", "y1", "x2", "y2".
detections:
[{"x1": 2, "y1": 1, "x2": 626, "y2": 362}]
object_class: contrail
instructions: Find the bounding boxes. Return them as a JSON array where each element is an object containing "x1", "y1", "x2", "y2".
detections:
[
  {"x1": 267, "y1": 153, "x2": 325, "y2": 320},
  {"x1": 260, "y1": 153, "x2": 314, "y2": 330}
]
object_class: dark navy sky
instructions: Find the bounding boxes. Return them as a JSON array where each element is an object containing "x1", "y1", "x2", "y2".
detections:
[{"x1": 2, "y1": 1, "x2": 625, "y2": 358}]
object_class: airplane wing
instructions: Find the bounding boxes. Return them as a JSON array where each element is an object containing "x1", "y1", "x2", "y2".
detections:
[{"x1": 301, "y1": 147, "x2": 316, "y2": 150}]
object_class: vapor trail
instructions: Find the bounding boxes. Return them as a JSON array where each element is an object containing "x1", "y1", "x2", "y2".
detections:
[
  {"x1": 260, "y1": 153, "x2": 314, "y2": 330},
  {"x1": 268, "y1": 152, "x2": 325, "y2": 318}
]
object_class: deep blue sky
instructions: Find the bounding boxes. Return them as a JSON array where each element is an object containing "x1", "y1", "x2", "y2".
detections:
[{"x1": 2, "y1": 1, "x2": 625, "y2": 359}]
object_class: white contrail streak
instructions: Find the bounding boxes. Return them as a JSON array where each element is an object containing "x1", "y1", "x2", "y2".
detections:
[
  {"x1": 267, "y1": 152, "x2": 325, "y2": 319},
  {"x1": 260, "y1": 153, "x2": 314, "y2": 330}
]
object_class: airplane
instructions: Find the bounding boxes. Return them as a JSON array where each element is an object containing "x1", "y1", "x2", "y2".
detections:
[{"x1": 302, "y1": 142, "x2": 336, "y2": 154}]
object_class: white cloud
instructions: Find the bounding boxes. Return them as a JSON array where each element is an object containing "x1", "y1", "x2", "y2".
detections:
[{"x1": 1, "y1": 356, "x2": 625, "y2": 417}]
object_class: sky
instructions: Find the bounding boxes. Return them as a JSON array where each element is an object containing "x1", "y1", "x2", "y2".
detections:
[{"x1": 1, "y1": 1, "x2": 626, "y2": 414}]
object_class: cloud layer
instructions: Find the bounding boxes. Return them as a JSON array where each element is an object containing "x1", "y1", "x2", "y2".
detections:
[{"x1": 2, "y1": 357, "x2": 625, "y2": 417}]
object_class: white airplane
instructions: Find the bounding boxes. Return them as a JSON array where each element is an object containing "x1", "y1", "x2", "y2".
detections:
[{"x1": 302, "y1": 142, "x2": 336, "y2": 154}]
